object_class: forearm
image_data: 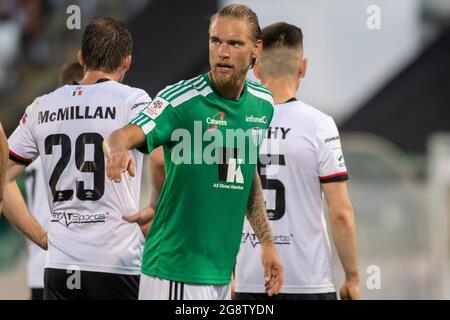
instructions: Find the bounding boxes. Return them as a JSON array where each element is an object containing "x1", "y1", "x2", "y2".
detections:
[
  {"x1": 329, "y1": 207, "x2": 359, "y2": 280},
  {"x1": 103, "y1": 124, "x2": 145, "y2": 156},
  {"x1": 3, "y1": 179, "x2": 47, "y2": 249},
  {"x1": 246, "y1": 172, "x2": 273, "y2": 244}
]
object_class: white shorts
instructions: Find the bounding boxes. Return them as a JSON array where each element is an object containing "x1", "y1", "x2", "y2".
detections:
[{"x1": 139, "y1": 274, "x2": 231, "y2": 300}]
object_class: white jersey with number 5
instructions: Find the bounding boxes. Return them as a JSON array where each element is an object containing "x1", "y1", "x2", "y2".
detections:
[
  {"x1": 24, "y1": 158, "x2": 50, "y2": 288},
  {"x1": 236, "y1": 99, "x2": 349, "y2": 294},
  {"x1": 8, "y1": 80, "x2": 151, "y2": 275}
]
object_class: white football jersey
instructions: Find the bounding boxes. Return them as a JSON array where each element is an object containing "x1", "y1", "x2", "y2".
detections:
[
  {"x1": 24, "y1": 158, "x2": 50, "y2": 288},
  {"x1": 8, "y1": 80, "x2": 151, "y2": 275},
  {"x1": 235, "y1": 99, "x2": 349, "y2": 294}
]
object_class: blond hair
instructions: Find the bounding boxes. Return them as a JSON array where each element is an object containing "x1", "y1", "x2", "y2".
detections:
[{"x1": 209, "y1": 3, "x2": 261, "y2": 43}]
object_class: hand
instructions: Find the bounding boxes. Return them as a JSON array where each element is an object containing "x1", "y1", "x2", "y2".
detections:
[
  {"x1": 261, "y1": 242, "x2": 283, "y2": 296},
  {"x1": 339, "y1": 278, "x2": 360, "y2": 300},
  {"x1": 122, "y1": 206, "x2": 155, "y2": 237},
  {"x1": 104, "y1": 143, "x2": 135, "y2": 183},
  {"x1": 230, "y1": 276, "x2": 236, "y2": 300}
]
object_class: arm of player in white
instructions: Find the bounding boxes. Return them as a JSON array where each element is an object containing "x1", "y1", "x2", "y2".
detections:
[
  {"x1": 322, "y1": 181, "x2": 360, "y2": 300},
  {"x1": 2, "y1": 160, "x2": 48, "y2": 250}
]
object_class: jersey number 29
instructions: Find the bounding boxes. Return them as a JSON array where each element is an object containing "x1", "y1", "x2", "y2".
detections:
[{"x1": 45, "y1": 133, "x2": 105, "y2": 202}]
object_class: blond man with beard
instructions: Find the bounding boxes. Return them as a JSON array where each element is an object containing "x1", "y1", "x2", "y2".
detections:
[{"x1": 103, "y1": 4, "x2": 283, "y2": 300}]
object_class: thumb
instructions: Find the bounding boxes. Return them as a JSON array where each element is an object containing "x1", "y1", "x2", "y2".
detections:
[
  {"x1": 128, "y1": 159, "x2": 136, "y2": 177},
  {"x1": 340, "y1": 286, "x2": 349, "y2": 300},
  {"x1": 123, "y1": 212, "x2": 141, "y2": 224},
  {"x1": 123, "y1": 207, "x2": 154, "y2": 225}
]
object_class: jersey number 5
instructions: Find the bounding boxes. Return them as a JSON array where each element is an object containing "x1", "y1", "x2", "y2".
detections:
[
  {"x1": 258, "y1": 154, "x2": 286, "y2": 221},
  {"x1": 45, "y1": 133, "x2": 105, "y2": 202}
]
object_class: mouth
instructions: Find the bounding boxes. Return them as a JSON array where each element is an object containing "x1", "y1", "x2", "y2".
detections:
[{"x1": 215, "y1": 63, "x2": 233, "y2": 73}]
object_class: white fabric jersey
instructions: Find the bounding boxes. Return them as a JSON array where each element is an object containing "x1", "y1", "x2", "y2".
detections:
[
  {"x1": 24, "y1": 158, "x2": 50, "y2": 288},
  {"x1": 235, "y1": 99, "x2": 349, "y2": 294},
  {"x1": 8, "y1": 80, "x2": 151, "y2": 275}
]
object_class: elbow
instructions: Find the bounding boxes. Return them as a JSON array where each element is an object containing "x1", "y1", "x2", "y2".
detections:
[{"x1": 329, "y1": 204, "x2": 354, "y2": 226}]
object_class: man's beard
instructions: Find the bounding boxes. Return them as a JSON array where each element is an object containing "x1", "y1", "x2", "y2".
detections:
[{"x1": 211, "y1": 61, "x2": 249, "y2": 88}]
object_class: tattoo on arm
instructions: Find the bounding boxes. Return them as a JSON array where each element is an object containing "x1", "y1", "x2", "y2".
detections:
[{"x1": 246, "y1": 172, "x2": 273, "y2": 244}]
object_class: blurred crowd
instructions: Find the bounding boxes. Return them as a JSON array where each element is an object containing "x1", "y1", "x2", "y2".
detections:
[{"x1": 0, "y1": 0, "x2": 150, "y2": 135}]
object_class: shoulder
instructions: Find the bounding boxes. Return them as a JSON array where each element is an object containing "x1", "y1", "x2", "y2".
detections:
[
  {"x1": 106, "y1": 81, "x2": 150, "y2": 100},
  {"x1": 277, "y1": 100, "x2": 337, "y2": 136},
  {"x1": 26, "y1": 86, "x2": 65, "y2": 111},
  {"x1": 245, "y1": 79, "x2": 274, "y2": 105},
  {"x1": 296, "y1": 102, "x2": 338, "y2": 137},
  {"x1": 155, "y1": 75, "x2": 211, "y2": 108},
  {"x1": 297, "y1": 101, "x2": 331, "y2": 123}
]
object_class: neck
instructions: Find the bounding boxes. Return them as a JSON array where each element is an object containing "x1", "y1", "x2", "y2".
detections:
[
  {"x1": 261, "y1": 76, "x2": 299, "y2": 104},
  {"x1": 208, "y1": 72, "x2": 245, "y2": 100},
  {"x1": 79, "y1": 70, "x2": 123, "y2": 85}
]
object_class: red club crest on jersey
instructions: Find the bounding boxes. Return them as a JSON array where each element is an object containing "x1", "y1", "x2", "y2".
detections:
[{"x1": 153, "y1": 100, "x2": 163, "y2": 108}]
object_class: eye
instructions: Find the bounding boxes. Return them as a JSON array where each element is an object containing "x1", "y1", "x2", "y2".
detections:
[{"x1": 210, "y1": 38, "x2": 220, "y2": 45}]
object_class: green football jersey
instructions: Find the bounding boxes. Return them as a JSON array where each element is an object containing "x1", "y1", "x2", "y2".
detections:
[{"x1": 129, "y1": 73, "x2": 274, "y2": 284}]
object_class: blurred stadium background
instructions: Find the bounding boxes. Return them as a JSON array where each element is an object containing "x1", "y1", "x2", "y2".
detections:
[{"x1": 0, "y1": 0, "x2": 449, "y2": 299}]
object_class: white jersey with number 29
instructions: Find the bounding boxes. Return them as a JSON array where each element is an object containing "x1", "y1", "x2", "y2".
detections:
[{"x1": 8, "y1": 80, "x2": 151, "y2": 275}]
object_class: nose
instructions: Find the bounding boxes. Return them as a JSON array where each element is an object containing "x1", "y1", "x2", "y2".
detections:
[{"x1": 218, "y1": 43, "x2": 230, "y2": 59}]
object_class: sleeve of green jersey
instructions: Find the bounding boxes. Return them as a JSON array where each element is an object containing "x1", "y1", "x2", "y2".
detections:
[{"x1": 128, "y1": 96, "x2": 180, "y2": 154}]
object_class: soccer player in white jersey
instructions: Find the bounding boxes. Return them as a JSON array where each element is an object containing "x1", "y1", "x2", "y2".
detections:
[
  {"x1": 0, "y1": 122, "x2": 7, "y2": 213},
  {"x1": 2, "y1": 18, "x2": 151, "y2": 299},
  {"x1": 234, "y1": 22, "x2": 360, "y2": 300},
  {"x1": 24, "y1": 62, "x2": 84, "y2": 300}
]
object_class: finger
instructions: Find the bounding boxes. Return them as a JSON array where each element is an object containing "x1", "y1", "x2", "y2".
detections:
[
  {"x1": 263, "y1": 262, "x2": 271, "y2": 284},
  {"x1": 123, "y1": 212, "x2": 142, "y2": 224},
  {"x1": 268, "y1": 268, "x2": 283, "y2": 296},
  {"x1": 123, "y1": 207, "x2": 154, "y2": 225},
  {"x1": 109, "y1": 156, "x2": 119, "y2": 182},
  {"x1": 340, "y1": 288, "x2": 349, "y2": 300},
  {"x1": 113, "y1": 156, "x2": 125, "y2": 183},
  {"x1": 128, "y1": 158, "x2": 136, "y2": 177},
  {"x1": 267, "y1": 276, "x2": 280, "y2": 296},
  {"x1": 106, "y1": 159, "x2": 112, "y2": 180}
]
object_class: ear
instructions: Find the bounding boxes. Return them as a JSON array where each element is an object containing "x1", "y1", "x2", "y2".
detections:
[
  {"x1": 253, "y1": 61, "x2": 262, "y2": 80},
  {"x1": 299, "y1": 57, "x2": 308, "y2": 79},
  {"x1": 122, "y1": 55, "x2": 132, "y2": 72},
  {"x1": 77, "y1": 49, "x2": 84, "y2": 66},
  {"x1": 253, "y1": 39, "x2": 263, "y2": 60}
]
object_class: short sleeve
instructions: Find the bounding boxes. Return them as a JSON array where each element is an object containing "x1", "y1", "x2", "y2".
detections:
[
  {"x1": 129, "y1": 96, "x2": 182, "y2": 154},
  {"x1": 315, "y1": 116, "x2": 349, "y2": 183},
  {"x1": 8, "y1": 101, "x2": 39, "y2": 166},
  {"x1": 126, "y1": 88, "x2": 152, "y2": 122}
]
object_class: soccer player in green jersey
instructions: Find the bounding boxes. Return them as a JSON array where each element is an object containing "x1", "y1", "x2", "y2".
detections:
[{"x1": 104, "y1": 4, "x2": 284, "y2": 300}]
